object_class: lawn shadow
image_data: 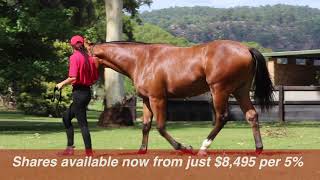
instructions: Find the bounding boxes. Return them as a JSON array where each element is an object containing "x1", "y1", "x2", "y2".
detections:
[
  {"x1": 0, "y1": 121, "x2": 111, "y2": 135},
  {"x1": 0, "y1": 111, "x2": 319, "y2": 135}
]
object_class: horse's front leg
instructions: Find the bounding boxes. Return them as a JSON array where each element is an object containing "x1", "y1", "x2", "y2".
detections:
[
  {"x1": 138, "y1": 99, "x2": 153, "y2": 154},
  {"x1": 149, "y1": 96, "x2": 193, "y2": 153}
]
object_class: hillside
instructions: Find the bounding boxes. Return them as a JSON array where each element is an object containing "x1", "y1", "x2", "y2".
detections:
[{"x1": 141, "y1": 5, "x2": 320, "y2": 51}]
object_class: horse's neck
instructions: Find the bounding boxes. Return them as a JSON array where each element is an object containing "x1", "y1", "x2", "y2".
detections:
[{"x1": 101, "y1": 44, "x2": 141, "y2": 79}]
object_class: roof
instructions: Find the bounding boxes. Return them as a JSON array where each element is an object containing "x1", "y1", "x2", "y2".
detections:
[{"x1": 262, "y1": 49, "x2": 320, "y2": 59}]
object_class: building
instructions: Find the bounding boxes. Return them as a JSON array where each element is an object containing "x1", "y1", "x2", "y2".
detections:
[{"x1": 264, "y1": 49, "x2": 320, "y2": 86}]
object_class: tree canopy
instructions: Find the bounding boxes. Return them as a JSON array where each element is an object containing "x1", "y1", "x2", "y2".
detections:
[{"x1": 0, "y1": 0, "x2": 153, "y2": 114}]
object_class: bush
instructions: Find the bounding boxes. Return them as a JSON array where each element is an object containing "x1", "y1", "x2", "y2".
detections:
[{"x1": 17, "y1": 82, "x2": 72, "y2": 117}]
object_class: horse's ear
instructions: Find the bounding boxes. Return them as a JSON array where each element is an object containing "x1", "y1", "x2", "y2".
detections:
[
  {"x1": 83, "y1": 38, "x2": 93, "y2": 51},
  {"x1": 84, "y1": 38, "x2": 92, "y2": 44}
]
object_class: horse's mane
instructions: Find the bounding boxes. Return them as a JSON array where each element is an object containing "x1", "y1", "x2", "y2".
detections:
[
  {"x1": 94, "y1": 41, "x2": 172, "y2": 46},
  {"x1": 108, "y1": 41, "x2": 151, "y2": 45}
]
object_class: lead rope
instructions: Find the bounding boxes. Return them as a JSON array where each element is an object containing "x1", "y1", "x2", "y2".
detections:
[{"x1": 52, "y1": 87, "x2": 62, "y2": 116}]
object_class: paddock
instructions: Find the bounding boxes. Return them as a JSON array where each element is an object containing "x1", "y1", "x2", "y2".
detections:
[{"x1": 0, "y1": 110, "x2": 319, "y2": 149}]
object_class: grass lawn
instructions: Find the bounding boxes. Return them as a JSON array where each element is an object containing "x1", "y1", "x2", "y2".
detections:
[{"x1": 0, "y1": 110, "x2": 319, "y2": 150}]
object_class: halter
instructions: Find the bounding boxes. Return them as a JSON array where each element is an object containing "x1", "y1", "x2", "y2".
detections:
[{"x1": 89, "y1": 44, "x2": 96, "y2": 57}]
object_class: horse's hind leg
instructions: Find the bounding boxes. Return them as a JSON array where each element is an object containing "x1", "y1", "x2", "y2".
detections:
[
  {"x1": 234, "y1": 87, "x2": 263, "y2": 153},
  {"x1": 138, "y1": 99, "x2": 153, "y2": 154},
  {"x1": 149, "y1": 97, "x2": 192, "y2": 152},
  {"x1": 198, "y1": 84, "x2": 230, "y2": 155}
]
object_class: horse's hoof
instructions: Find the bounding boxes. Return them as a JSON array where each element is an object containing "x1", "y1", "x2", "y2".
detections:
[
  {"x1": 255, "y1": 147, "x2": 263, "y2": 155},
  {"x1": 137, "y1": 149, "x2": 147, "y2": 154},
  {"x1": 197, "y1": 150, "x2": 208, "y2": 156},
  {"x1": 180, "y1": 145, "x2": 194, "y2": 154}
]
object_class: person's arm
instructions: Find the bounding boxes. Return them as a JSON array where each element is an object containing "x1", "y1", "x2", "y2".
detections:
[
  {"x1": 56, "y1": 77, "x2": 76, "y2": 90},
  {"x1": 56, "y1": 54, "x2": 78, "y2": 90}
]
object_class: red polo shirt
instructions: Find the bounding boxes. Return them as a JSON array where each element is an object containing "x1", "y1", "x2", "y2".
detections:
[{"x1": 68, "y1": 50, "x2": 99, "y2": 86}]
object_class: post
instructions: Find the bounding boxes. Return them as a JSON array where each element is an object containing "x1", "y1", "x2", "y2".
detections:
[{"x1": 278, "y1": 85, "x2": 285, "y2": 122}]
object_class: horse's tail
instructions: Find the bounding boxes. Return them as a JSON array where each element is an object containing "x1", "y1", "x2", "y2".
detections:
[{"x1": 249, "y1": 48, "x2": 274, "y2": 111}]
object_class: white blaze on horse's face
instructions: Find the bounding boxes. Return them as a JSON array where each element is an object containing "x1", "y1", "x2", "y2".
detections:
[{"x1": 200, "y1": 139, "x2": 212, "y2": 150}]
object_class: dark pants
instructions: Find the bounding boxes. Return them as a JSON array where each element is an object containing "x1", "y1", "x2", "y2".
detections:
[{"x1": 62, "y1": 85, "x2": 92, "y2": 149}]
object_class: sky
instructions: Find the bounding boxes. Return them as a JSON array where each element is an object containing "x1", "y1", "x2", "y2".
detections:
[{"x1": 139, "y1": 0, "x2": 320, "y2": 12}]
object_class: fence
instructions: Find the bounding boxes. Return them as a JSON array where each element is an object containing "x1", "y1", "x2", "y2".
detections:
[
  {"x1": 166, "y1": 86, "x2": 320, "y2": 122},
  {"x1": 276, "y1": 86, "x2": 320, "y2": 122}
]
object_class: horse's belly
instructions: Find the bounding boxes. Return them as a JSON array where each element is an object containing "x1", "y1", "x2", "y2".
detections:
[{"x1": 167, "y1": 79, "x2": 210, "y2": 98}]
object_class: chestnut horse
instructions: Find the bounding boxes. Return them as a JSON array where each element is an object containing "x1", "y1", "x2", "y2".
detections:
[{"x1": 85, "y1": 40, "x2": 273, "y2": 155}]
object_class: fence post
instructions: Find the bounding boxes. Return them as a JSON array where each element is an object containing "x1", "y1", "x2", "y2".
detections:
[{"x1": 278, "y1": 85, "x2": 285, "y2": 123}]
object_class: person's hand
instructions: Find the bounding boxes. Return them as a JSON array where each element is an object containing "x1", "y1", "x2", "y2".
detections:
[{"x1": 56, "y1": 82, "x2": 64, "y2": 90}]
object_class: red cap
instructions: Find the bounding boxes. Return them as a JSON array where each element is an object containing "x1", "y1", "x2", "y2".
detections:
[{"x1": 70, "y1": 35, "x2": 84, "y2": 46}]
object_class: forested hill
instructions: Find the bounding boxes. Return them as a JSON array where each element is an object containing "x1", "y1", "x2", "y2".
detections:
[{"x1": 141, "y1": 5, "x2": 320, "y2": 51}]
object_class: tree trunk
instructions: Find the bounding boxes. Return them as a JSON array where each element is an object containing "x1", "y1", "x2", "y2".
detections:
[
  {"x1": 104, "y1": 0, "x2": 125, "y2": 108},
  {"x1": 98, "y1": 0, "x2": 135, "y2": 127}
]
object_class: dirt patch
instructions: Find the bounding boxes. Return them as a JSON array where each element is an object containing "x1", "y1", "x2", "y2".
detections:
[
  {"x1": 97, "y1": 96, "x2": 136, "y2": 127},
  {"x1": 262, "y1": 126, "x2": 288, "y2": 138}
]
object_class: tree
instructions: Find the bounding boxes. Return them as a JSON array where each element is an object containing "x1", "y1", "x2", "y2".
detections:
[
  {"x1": 0, "y1": 0, "x2": 152, "y2": 114},
  {"x1": 98, "y1": 0, "x2": 154, "y2": 126},
  {"x1": 104, "y1": 0, "x2": 125, "y2": 108},
  {"x1": 133, "y1": 23, "x2": 190, "y2": 46},
  {"x1": 102, "y1": 0, "x2": 152, "y2": 107},
  {"x1": 0, "y1": 0, "x2": 75, "y2": 98}
]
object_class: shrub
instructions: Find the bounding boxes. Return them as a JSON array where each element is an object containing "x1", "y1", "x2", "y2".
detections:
[{"x1": 17, "y1": 82, "x2": 72, "y2": 117}]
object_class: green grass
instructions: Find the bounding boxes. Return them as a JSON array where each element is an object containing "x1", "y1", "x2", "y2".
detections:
[
  {"x1": 0, "y1": 110, "x2": 319, "y2": 149},
  {"x1": 88, "y1": 99, "x2": 104, "y2": 112}
]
